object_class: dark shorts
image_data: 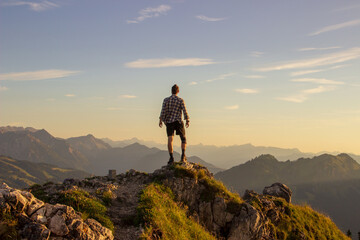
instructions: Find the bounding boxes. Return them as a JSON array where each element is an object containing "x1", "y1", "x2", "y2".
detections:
[{"x1": 166, "y1": 121, "x2": 186, "y2": 143}]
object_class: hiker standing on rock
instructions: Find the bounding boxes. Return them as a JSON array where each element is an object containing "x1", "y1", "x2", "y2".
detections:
[{"x1": 159, "y1": 84, "x2": 190, "y2": 165}]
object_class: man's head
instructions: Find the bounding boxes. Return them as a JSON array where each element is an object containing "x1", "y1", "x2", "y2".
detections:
[{"x1": 172, "y1": 84, "x2": 179, "y2": 95}]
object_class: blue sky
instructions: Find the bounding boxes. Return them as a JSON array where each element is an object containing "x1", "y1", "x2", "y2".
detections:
[{"x1": 1, "y1": 0, "x2": 360, "y2": 153}]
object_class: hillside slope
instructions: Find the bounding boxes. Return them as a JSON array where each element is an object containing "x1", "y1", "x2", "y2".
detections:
[
  {"x1": 16, "y1": 162, "x2": 349, "y2": 240},
  {"x1": 0, "y1": 155, "x2": 91, "y2": 189}
]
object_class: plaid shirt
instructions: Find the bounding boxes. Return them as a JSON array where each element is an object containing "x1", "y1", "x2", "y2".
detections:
[{"x1": 160, "y1": 95, "x2": 189, "y2": 123}]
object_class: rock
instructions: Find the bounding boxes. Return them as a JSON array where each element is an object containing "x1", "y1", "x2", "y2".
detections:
[
  {"x1": 228, "y1": 203, "x2": 266, "y2": 240},
  {"x1": 48, "y1": 211, "x2": 69, "y2": 236},
  {"x1": 212, "y1": 197, "x2": 227, "y2": 227},
  {"x1": 263, "y1": 183, "x2": 292, "y2": 203},
  {"x1": 0, "y1": 184, "x2": 114, "y2": 240},
  {"x1": 20, "y1": 222, "x2": 50, "y2": 240}
]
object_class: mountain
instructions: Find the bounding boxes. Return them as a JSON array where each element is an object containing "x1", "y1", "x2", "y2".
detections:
[
  {"x1": 67, "y1": 134, "x2": 112, "y2": 159},
  {"x1": 215, "y1": 153, "x2": 360, "y2": 236},
  {"x1": 0, "y1": 128, "x2": 90, "y2": 171},
  {"x1": 215, "y1": 153, "x2": 360, "y2": 193},
  {"x1": 2, "y1": 163, "x2": 348, "y2": 240},
  {"x1": 0, "y1": 155, "x2": 91, "y2": 189},
  {"x1": 102, "y1": 137, "x2": 166, "y2": 150}
]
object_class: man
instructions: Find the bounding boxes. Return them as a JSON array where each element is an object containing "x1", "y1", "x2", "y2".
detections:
[{"x1": 159, "y1": 84, "x2": 190, "y2": 164}]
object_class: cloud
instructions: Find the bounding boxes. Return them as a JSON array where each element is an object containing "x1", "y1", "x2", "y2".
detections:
[
  {"x1": 127, "y1": 5, "x2": 171, "y2": 24},
  {"x1": 225, "y1": 105, "x2": 239, "y2": 110},
  {"x1": 205, "y1": 73, "x2": 236, "y2": 83},
  {"x1": 0, "y1": 69, "x2": 80, "y2": 81},
  {"x1": 250, "y1": 51, "x2": 264, "y2": 57},
  {"x1": 291, "y1": 78, "x2": 344, "y2": 85},
  {"x1": 120, "y1": 95, "x2": 137, "y2": 99},
  {"x1": 0, "y1": 85, "x2": 8, "y2": 91},
  {"x1": 196, "y1": 15, "x2": 226, "y2": 22},
  {"x1": 65, "y1": 94, "x2": 75, "y2": 97},
  {"x1": 244, "y1": 75, "x2": 265, "y2": 79},
  {"x1": 302, "y1": 85, "x2": 336, "y2": 94},
  {"x1": 125, "y1": 58, "x2": 216, "y2": 68},
  {"x1": 255, "y1": 47, "x2": 360, "y2": 72},
  {"x1": 298, "y1": 46, "x2": 342, "y2": 51},
  {"x1": 189, "y1": 81, "x2": 198, "y2": 86},
  {"x1": 277, "y1": 85, "x2": 337, "y2": 103},
  {"x1": 235, "y1": 88, "x2": 259, "y2": 94},
  {"x1": 309, "y1": 19, "x2": 360, "y2": 36},
  {"x1": 2, "y1": 0, "x2": 58, "y2": 11},
  {"x1": 290, "y1": 65, "x2": 347, "y2": 76},
  {"x1": 106, "y1": 107, "x2": 124, "y2": 111}
]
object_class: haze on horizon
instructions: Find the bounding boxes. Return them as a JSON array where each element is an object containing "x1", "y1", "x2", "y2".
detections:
[{"x1": 1, "y1": 0, "x2": 360, "y2": 154}]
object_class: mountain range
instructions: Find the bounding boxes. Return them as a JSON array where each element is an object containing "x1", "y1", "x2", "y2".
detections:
[
  {"x1": 0, "y1": 126, "x2": 222, "y2": 177},
  {"x1": 215, "y1": 154, "x2": 360, "y2": 236}
]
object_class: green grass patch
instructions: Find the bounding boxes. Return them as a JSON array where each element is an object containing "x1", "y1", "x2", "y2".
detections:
[
  {"x1": 58, "y1": 189, "x2": 114, "y2": 232},
  {"x1": 0, "y1": 208, "x2": 18, "y2": 240},
  {"x1": 274, "y1": 199, "x2": 349, "y2": 240},
  {"x1": 138, "y1": 183, "x2": 216, "y2": 240}
]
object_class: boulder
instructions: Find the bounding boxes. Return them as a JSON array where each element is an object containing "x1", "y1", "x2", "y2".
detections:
[{"x1": 263, "y1": 183, "x2": 292, "y2": 203}]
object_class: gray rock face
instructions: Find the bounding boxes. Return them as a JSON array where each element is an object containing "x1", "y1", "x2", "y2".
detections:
[
  {"x1": 0, "y1": 182, "x2": 113, "y2": 240},
  {"x1": 263, "y1": 183, "x2": 292, "y2": 203}
]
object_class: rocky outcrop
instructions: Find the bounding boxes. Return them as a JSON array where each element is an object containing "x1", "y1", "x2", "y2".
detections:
[
  {"x1": 153, "y1": 163, "x2": 275, "y2": 239},
  {"x1": 263, "y1": 183, "x2": 292, "y2": 203},
  {"x1": 0, "y1": 183, "x2": 113, "y2": 240}
]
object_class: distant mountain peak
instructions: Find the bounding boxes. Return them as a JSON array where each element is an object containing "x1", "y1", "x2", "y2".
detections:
[{"x1": 251, "y1": 154, "x2": 279, "y2": 164}]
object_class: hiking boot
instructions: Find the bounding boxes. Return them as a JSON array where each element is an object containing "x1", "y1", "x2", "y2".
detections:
[
  {"x1": 180, "y1": 155, "x2": 187, "y2": 163},
  {"x1": 168, "y1": 157, "x2": 175, "y2": 165}
]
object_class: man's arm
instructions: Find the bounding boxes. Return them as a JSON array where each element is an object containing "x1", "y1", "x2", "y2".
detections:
[
  {"x1": 159, "y1": 98, "x2": 167, "y2": 127},
  {"x1": 181, "y1": 100, "x2": 190, "y2": 128}
]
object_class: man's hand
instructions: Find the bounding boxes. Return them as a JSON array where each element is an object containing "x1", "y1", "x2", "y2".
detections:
[
  {"x1": 159, "y1": 119, "x2": 163, "y2": 128},
  {"x1": 186, "y1": 120, "x2": 190, "y2": 128}
]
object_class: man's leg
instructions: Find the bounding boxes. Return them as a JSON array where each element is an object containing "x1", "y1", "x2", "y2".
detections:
[
  {"x1": 180, "y1": 136, "x2": 187, "y2": 162},
  {"x1": 168, "y1": 136, "x2": 174, "y2": 163}
]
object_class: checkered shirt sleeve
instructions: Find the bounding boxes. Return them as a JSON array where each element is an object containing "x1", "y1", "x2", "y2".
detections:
[{"x1": 160, "y1": 96, "x2": 189, "y2": 123}]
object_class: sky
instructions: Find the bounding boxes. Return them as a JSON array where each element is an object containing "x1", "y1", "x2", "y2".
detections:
[{"x1": 1, "y1": 0, "x2": 360, "y2": 154}]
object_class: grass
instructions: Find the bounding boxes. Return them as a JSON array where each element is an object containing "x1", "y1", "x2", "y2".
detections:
[
  {"x1": 0, "y1": 208, "x2": 18, "y2": 240},
  {"x1": 58, "y1": 189, "x2": 114, "y2": 232},
  {"x1": 272, "y1": 199, "x2": 349, "y2": 240},
  {"x1": 138, "y1": 183, "x2": 216, "y2": 240}
]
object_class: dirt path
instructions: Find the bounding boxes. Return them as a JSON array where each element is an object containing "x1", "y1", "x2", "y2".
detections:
[{"x1": 108, "y1": 173, "x2": 149, "y2": 240}]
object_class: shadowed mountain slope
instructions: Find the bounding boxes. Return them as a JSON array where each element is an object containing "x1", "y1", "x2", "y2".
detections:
[{"x1": 0, "y1": 155, "x2": 91, "y2": 189}]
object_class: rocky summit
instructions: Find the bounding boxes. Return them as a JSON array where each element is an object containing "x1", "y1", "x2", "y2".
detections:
[{"x1": 0, "y1": 162, "x2": 349, "y2": 240}]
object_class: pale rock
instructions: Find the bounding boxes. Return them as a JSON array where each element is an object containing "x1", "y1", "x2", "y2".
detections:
[
  {"x1": 27, "y1": 198, "x2": 45, "y2": 216},
  {"x1": 48, "y1": 211, "x2": 69, "y2": 236},
  {"x1": 263, "y1": 183, "x2": 292, "y2": 203}
]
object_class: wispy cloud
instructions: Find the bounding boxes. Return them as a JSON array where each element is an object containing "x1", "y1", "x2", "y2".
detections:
[
  {"x1": 298, "y1": 46, "x2": 342, "y2": 51},
  {"x1": 225, "y1": 105, "x2": 239, "y2": 110},
  {"x1": 291, "y1": 78, "x2": 344, "y2": 85},
  {"x1": 244, "y1": 75, "x2": 265, "y2": 79},
  {"x1": 188, "y1": 81, "x2": 198, "y2": 86},
  {"x1": 196, "y1": 15, "x2": 226, "y2": 22},
  {"x1": 309, "y1": 19, "x2": 360, "y2": 36},
  {"x1": 125, "y1": 58, "x2": 216, "y2": 68},
  {"x1": 127, "y1": 5, "x2": 171, "y2": 24},
  {"x1": 255, "y1": 47, "x2": 360, "y2": 72},
  {"x1": 0, "y1": 85, "x2": 8, "y2": 91},
  {"x1": 205, "y1": 73, "x2": 236, "y2": 83},
  {"x1": 290, "y1": 65, "x2": 347, "y2": 76},
  {"x1": 120, "y1": 95, "x2": 137, "y2": 99},
  {"x1": 250, "y1": 51, "x2": 264, "y2": 57},
  {"x1": 2, "y1": 0, "x2": 59, "y2": 11},
  {"x1": 235, "y1": 88, "x2": 259, "y2": 94},
  {"x1": 106, "y1": 107, "x2": 124, "y2": 111},
  {"x1": 0, "y1": 69, "x2": 80, "y2": 81},
  {"x1": 278, "y1": 85, "x2": 337, "y2": 103},
  {"x1": 65, "y1": 94, "x2": 75, "y2": 97}
]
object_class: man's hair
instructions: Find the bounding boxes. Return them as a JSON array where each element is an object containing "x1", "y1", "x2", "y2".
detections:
[{"x1": 172, "y1": 84, "x2": 179, "y2": 94}]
